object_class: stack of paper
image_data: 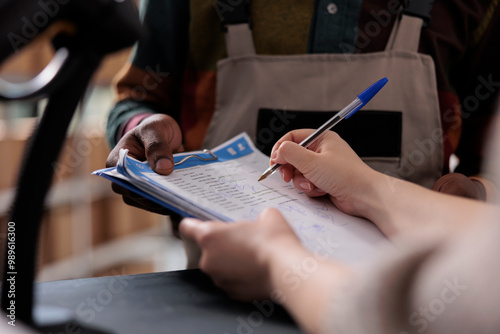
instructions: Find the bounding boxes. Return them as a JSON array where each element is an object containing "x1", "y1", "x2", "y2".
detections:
[{"x1": 93, "y1": 133, "x2": 389, "y2": 263}]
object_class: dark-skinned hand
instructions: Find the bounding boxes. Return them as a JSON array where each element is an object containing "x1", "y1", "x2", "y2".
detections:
[
  {"x1": 432, "y1": 173, "x2": 486, "y2": 201},
  {"x1": 106, "y1": 114, "x2": 185, "y2": 229}
]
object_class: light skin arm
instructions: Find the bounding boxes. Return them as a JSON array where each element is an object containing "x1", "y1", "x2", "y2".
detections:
[
  {"x1": 271, "y1": 129, "x2": 500, "y2": 238},
  {"x1": 180, "y1": 129, "x2": 500, "y2": 333},
  {"x1": 263, "y1": 234, "x2": 353, "y2": 334}
]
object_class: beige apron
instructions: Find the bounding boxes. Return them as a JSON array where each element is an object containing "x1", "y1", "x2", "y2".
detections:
[{"x1": 203, "y1": 13, "x2": 443, "y2": 188}]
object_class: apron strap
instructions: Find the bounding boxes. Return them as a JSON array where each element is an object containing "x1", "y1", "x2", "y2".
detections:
[
  {"x1": 225, "y1": 23, "x2": 256, "y2": 57},
  {"x1": 385, "y1": 14, "x2": 424, "y2": 53},
  {"x1": 217, "y1": 0, "x2": 256, "y2": 57},
  {"x1": 387, "y1": 0, "x2": 435, "y2": 52},
  {"x1": 402, "y1": 0, "x2": 435, "y2": 27}
]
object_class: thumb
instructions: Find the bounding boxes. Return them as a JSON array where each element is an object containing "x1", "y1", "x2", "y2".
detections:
[
  {"x1": 259, "y1": 207, "x2": 287, "y2": 223},
  {"x1": 146, "y1": 143, "x2": 175, "y2": 175},
  {"x1": 179, "y1": 218, "x2": 206, "y2": 243},
  {"x1": 179, "y1": 218, "x2": 205, "y2": 269},
  {"x1": 138, "y1": 115, "x2": 182, "y2": 175},
  {"x1": 277, "y1": 141, "x2": 319, "y2": 176}
]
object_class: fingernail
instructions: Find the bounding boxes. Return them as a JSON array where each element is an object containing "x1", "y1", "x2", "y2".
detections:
[
  {"x1": 156, "y1": 158, "x2": 173, "y2": 171},
  {"x1": 300, "y1": 182, "x2": 312, "y2": 191},
  {"x1": 279, "y1": 168, "x2": 285, "y2": 181},
  {"x1": 271, "y1": 151, "x2": 277, "y2": 161},
  {"x1": 181, "y1": 218, "x2": 197, "y2": 225}
]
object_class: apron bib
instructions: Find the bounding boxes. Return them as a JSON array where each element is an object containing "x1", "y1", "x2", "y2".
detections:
[{"x1": 204, "y1": 13, "x2": 443, "y2": 188}]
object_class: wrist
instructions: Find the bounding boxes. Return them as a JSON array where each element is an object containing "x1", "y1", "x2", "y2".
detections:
[
  {"x1": 349, "y1": 169, "x2": 387, "y2": 219},
  {"x1": 264, "y1": 239, "x2": 311, "y2": 293},
  {"x1": 351, "y1": 170, "x2": 404, "y2": 236},
  {"x1": 117, "y1": 112, "x2": 154, "y2": 141},
  {"x1": 265, "y1": 243, "x2": 354, "y2": 334}
]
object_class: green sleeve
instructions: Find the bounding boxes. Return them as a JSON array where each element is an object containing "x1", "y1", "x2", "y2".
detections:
[{"x1": 106, "y1": 0, "x2": 189, "y2": 148}]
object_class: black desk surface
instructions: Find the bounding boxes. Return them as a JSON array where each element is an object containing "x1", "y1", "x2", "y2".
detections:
[{"x1": 36, "y1": 269, "x2": 303, "y2": 334}]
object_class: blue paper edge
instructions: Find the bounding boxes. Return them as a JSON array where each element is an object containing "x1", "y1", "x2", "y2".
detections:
[
  {"x1": 93, "y1": 169, "x2": 196, "y2": 219},
  {"x1": 92, "y1": 133, "x2": 256, "y2": 221},
  {"x1": 173, "y1": 135, "x2": 255, "y2": 169}
]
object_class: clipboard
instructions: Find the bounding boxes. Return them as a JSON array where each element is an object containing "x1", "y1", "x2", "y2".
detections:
[{"x1": 94, "y1": 133, "x2": 390, "y2": 264}]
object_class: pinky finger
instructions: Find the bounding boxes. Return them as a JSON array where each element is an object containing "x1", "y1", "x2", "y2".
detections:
[
  {"x1": 292, "y1": 170, "x2": 327, "y2": 197},
  {"x1": 278, "y1": 164, "x2": 294, "y2": 183}
]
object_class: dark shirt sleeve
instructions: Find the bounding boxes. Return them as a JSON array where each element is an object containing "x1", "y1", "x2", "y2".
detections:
[
  {"x1": 106, "y1": 0, "x2": 190, "y2": 147},
  {"x1": 449, "y1": 1, "x2": 500, "y2": 175}
]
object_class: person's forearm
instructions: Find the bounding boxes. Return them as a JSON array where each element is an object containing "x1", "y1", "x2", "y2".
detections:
[
  {"x1": 358, "y1": 172, "x2": 500, "y2": 237},
  {"x1": 265, "y1": 244, "x2": 352, "y2": 334}
]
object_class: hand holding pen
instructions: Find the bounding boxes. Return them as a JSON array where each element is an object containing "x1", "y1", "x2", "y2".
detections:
[{"x1": 258, "y1": 78, "x2": 388, "y2": 181}]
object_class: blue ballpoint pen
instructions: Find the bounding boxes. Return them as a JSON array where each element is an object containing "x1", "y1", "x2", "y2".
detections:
[{"x1": 258, "y1": 77, "x2": 388, "y2": 181}]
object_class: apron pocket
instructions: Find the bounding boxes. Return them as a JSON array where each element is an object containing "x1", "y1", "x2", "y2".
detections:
[{"x1": 256, "y1": 108, "x2": 402, "y2": 159}]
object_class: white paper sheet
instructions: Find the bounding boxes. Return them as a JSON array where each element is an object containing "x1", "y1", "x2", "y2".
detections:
[{"x1": 94, "y1": 133, "x2": 390, "y2": 263}]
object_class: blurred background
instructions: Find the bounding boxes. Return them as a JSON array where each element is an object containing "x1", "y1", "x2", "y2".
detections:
[{"x1": 0, "y1": 18, "x2": 186, "y2": 282}]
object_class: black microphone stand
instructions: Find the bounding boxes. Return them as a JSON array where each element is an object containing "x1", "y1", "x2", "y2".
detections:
[{"x1": 0, "y1": 0, "x2": 142, "y2": 332}]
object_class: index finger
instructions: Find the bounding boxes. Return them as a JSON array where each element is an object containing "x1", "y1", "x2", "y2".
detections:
[
  {"x1": 268, "y1": 130, "x2": 317, "y2": 183},
  {"x1": 269, "y1": 129, "x2": 318, "y2": 162}
]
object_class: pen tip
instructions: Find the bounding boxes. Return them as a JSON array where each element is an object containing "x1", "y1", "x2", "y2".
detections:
[{"x1": 258, "y1": 175, "x2": 266, "y2": 182}]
